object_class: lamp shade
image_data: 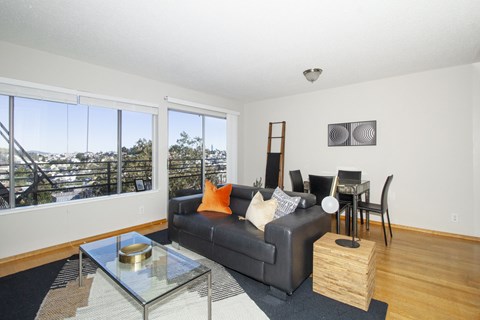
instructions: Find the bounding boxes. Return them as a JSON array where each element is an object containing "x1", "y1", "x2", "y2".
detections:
[
  {"x1": 321, "y1": 196, "x2": 339, "y2": 214},
  {"x1": 303, "y1": 68, "x2": 323, "y2": 83}
]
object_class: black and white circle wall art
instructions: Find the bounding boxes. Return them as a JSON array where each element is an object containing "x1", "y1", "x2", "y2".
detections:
[
  {"x1": 328, "y1": 123, "x2": 349, "y2": 146},
  {"x1": 328, "y1": 120, "x2": 376, "y2": 146}
]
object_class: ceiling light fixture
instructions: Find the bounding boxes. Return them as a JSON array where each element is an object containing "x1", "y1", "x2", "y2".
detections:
[{"x1": 303, "y1": 68, "x2": 323, "y2": 83}]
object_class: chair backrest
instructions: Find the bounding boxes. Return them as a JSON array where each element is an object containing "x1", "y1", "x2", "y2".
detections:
[
  {"x1": 337, "y1": 170, "x2": 362, "y2": 182},
  {"x1": 289, "y1": 170, "x2": 304, "y2": 192},
  {"x1": 381, "y1": 175, "x2": 394, "y2": 212},
  {"x1": 308, "y1": 175, "x2": 336, "y2": 205},
  {"x1": 337, "y1": 170, "x2": 362, "y2": 201}
]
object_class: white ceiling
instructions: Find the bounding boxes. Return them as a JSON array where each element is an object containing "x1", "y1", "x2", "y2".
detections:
[{"x1": 0, "y1": 0, "x2": 479, "y2": 102}]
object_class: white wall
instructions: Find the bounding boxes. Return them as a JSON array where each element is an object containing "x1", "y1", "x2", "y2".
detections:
[
  {"x1": 242, "y1": 64, "x2": 479, "y2": 237},
  {"x1": 473, "y1": 63, "x2": 480, "y2": 237},
  {"x1": 0, "y1": 42, "x2": 243, "y2": 258}
]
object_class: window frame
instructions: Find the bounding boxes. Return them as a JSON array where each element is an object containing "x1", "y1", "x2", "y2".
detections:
[
  {"x1": 167, "y1": 109, "x2": 228, "y2": 198},
  {"x1": 166, "y1": 98, "x2": 239, "y2": 185},
  {"x1": 0, "y1": 79, "x2": 158, "y2": 212}
]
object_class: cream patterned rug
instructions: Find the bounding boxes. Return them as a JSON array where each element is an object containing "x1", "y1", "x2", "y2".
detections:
[{"x1": 35, "y1": 246, "x2": 268, "y2": 320}]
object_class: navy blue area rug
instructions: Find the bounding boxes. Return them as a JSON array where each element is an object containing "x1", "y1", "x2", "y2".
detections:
[
  {"x1": 228, "y1": 269, "x2": 387, "y2": 319},
  {"x1": 0, "y1": 259, "x2": 65, "y2": 320},
  {"x1": 0, "y1": 230, "x2": 387, "y2": 319}
]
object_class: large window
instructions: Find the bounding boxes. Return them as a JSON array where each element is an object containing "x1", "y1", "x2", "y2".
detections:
[
  {"x1": 0, "y1": 93, "x2": 155, "y2": 210},
  {"x1": 168, "y1": 110, "x2": 226, "y2": 198}
]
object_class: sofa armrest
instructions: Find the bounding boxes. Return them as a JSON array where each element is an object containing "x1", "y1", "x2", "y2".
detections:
[
  {"x1": 263, "y1": 205, "x2": 331, "y2": 294},
  {"x1": 169, "y1": 194, "x2": 204, "y2": 215},
  {"x1": 168, "y1": 194, "x2": 204, "y2": 241}
]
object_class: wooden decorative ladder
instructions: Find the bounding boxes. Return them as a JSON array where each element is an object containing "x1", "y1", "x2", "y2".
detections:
[{"x1": 265, "y1": 121, "x2": 286, "y2": 189}]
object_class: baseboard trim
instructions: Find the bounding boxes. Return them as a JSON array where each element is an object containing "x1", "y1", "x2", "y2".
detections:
[
  {"x1": 341, "y1": 216, "x2": 480, "y2": 242},
  {"x1": 386, "y1": 222, "x2": 480, "y2": 242},
  {"x1": 0, "y1": 219, "x2": 167, "y2": 265}
]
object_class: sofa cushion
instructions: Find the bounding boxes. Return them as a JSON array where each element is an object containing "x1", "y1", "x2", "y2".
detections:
[
  {"x1": 213, "y1": 221, "x2": 276, "y2": 264},
  {"x1": 245, "y1": 192, "x2": 278, "y2": 231},
  {"x1": 271, "y1": 187, "x2": 301, "y2": 219},
  {"x1": 229, "y1": 197, "x2": 254, "y2": 217},
  {"x1": 197, "y1": 180, "x2": 233, "y2": 214},
  {"x1": 222, "y1": 184, "x2": 260, "y2": 217},
  {"x1": 173, "y1": 211, "x2": 236, "y2": 242},
  {"x1": 261, "y1": 188, "x2": 316, "y2": 209},
  {"x1": 230, "y1": 184, "x2": 259, "y2": 200}
]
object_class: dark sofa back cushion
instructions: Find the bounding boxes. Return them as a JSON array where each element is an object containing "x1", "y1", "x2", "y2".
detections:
[
  {"x1": 230, "y1": 184, "x2": 260, "y2": 200},
  {"x1": 227, "y1": 184, "x2": 260, "y2": 217},
  {"x1": 220, "y1": 184, "x2": 316, "y2": 216},
  {"x1": 260, "y1": 188, "x2": 316, "y2": 209},
  {"x1": 230, "y1": 197, "x2": 252, "y2": 217}
]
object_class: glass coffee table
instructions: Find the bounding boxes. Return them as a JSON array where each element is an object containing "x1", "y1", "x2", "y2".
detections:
[{"x1": 79, "y1": 232, "x2": 211, "y2": 319}]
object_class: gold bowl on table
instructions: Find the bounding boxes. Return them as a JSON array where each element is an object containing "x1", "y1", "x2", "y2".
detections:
[{"x1": 119, "y1": 243, "x2": 152, "y2": 264}]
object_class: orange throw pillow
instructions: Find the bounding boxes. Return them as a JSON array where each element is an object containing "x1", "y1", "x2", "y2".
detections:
[{"x1": 197, "y1": 180, "x2": 233, "y2": 214}]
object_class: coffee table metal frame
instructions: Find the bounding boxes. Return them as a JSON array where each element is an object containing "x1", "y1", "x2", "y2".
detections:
[{"x1": 79, "y1": 232, "x2": 212, "y2": 320}]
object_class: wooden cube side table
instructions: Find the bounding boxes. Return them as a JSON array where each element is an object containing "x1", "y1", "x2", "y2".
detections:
[{"x1": 313, "y1": 232, "x2": 376, "y2": 311}]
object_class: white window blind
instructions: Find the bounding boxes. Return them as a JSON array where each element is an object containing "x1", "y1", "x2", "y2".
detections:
[
  {"x1": 0, "y1": 81, "x2": 77, "y2": 104},
  {"x1": 0, "y1": 77, "x2": 160, "y2": 115},
  {"x1": 79, "y1": 96, "x2": 159, "y2": 115},
  {"x1": 164, "y1": 96, "x2": 239, "y2": 118}
]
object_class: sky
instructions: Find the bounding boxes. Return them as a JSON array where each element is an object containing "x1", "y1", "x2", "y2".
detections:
[
  {"x1": 168, "y1": 110, "x2": 226, "y2": 151},
  {"x1": 0, "y1": 95, "x2": 152, "y2": 154},
  {"x1": 0, "y1": 95, "x2": 227, "y2": 154}
]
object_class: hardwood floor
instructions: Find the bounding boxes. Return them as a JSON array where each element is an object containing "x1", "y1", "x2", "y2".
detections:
[
  {"x1": 355, "y1": 220, "x2": 480, "y2": 320},
  {"x1": 1, "y1": 220, "x2": 479, "y2": 319}
]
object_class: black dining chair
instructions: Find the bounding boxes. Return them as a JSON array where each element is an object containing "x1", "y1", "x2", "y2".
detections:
[
  {"x1": 337, "y1": 170, "x2": 362, "y2": 182},
  {"x1": 357, "y1": 175, "x2": 394, "y2": 246},
  {"x1": 309, "y1": 175, "x2": 349, "y2": 234},
  {"x1": 337, "y1": 170, "x2": 363, "y2": 233},
  {"x1": 289, "y1": 170, "x2": 305, "y2": 192}
]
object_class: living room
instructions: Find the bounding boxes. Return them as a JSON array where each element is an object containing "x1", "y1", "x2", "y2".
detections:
[{"x1": 0, "y1": 1, "x2": 479, "y2": 319}]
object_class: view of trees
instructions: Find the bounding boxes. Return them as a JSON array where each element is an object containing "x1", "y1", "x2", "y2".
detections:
[
  {"x1": 1, "y1": 130, "x2": 227, "y2": 207},
  {"x1": 0, "y1": 138, "x2": 153, "y2": 209},
  {"x1": 168, "y1": 131, "x2": 226, "y2": 198}
]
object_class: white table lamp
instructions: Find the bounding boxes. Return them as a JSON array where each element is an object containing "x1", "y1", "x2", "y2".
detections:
[{"x1": 321, "y1": 196, "x2": 360, "y2": 248}]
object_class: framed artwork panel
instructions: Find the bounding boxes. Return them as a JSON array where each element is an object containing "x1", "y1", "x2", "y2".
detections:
[
  {"x1": 328, "y1": 120, "x2": 376, "y2": 147},
  {"x1": 135, "y1": 179, "x2": 146, "y2": 192}
]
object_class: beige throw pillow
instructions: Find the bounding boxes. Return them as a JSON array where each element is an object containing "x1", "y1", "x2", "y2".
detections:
[{"x1": 246, "y1": 192, "x2": 278, "y2": 231}]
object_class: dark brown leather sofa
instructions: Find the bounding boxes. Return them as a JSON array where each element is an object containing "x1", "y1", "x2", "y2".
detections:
[{"x1": 168, "y1": 184, "x2": 331, "y2": 297}]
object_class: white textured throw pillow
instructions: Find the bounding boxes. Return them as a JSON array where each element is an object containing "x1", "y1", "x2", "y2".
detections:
[
  {"x1": 272, "y1": 187, "x2": 301, "y2": 219},
  {"x1": 246, "y1": 192, "x2": 278, "y2": 231}
]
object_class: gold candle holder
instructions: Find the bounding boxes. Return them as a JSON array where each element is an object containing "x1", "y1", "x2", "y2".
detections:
[{"x1": 119, "y1": 243, "x2": 152, "y2": 264}]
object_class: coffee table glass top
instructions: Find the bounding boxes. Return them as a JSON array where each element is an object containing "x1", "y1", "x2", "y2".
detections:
[{"x1": 79, "y1": 231, "x2": 210, "y2": 305}]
